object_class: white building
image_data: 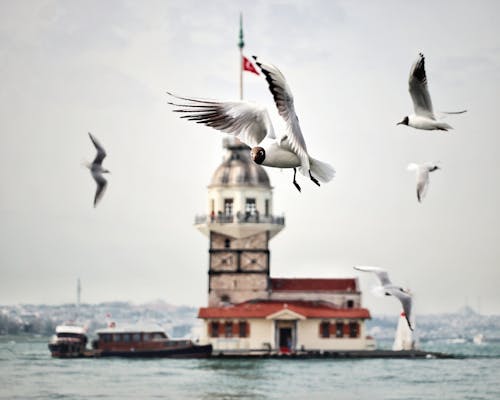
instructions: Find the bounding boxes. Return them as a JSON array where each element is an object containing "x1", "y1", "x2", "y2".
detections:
[{"x1": 195, "y1": 139, "x2": 374, "y2": 354}]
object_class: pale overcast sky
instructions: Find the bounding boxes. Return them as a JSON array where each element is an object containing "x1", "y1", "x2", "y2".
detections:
[{"x1": 1, "y1": 0, "x2": 499, "y2": 315}]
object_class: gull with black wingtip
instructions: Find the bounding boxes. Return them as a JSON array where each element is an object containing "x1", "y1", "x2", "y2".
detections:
[
  {"x1": 397, "y1": 52, "x2": 466, "y2": 131},
  {"x1": 407, "y1": 162, "x2": 440, "y2": 203},
  {"x1": 354, "y1": 266, "x2": 414, "y2": 331},
  {"x1": 167, "y1": 56, "x2": 335, "y2": 192},
  {"x1": 85, "y1": 132, "x2": 110, "y2": 207}
]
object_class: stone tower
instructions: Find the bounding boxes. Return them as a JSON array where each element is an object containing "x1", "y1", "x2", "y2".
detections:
[{"x1": 195, "y1": 138, "x2": 285, "y2": 307}]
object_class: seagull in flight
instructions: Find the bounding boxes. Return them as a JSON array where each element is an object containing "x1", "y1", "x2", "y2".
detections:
[
  {"x1": 354, "y1": 266, "x2": 413, "y2": 331},
  {"x1": 167, "y1": 56, "x2": 335, "y2": 192},
  {"x1": 85, "y1": 132, "x2": 110, "y2": 207},
  {"x1": 397, "y1": 53, "x2": 466, "y2": 131},
  {"x1": 407, "y1": 162, "x2": 440, "y2": 203}
]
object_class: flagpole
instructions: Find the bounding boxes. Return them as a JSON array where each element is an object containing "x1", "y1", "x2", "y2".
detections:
[{"x1": 238, "y1": 13, "x2": 244, "y2": 100}]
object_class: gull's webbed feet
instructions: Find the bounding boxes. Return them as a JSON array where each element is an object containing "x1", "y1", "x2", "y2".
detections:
[
  {"x1": 309, "y1": 170, "x2": 320, "y2": 187},
  {"x1": 293, "y1": 168, "x2": 301, "y2": 192}
]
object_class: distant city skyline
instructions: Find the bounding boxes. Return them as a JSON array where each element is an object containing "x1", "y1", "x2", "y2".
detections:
[{"x1": 1, "y1": 1, "x2": 500, "y2": 315}]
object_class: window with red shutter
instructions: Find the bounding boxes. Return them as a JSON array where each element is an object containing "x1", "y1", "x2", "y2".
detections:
[
  {"x1": 224, "y1": 321, "x2": 233, "y2": 338},
  {"x1": 336, "y1": 321, "x2": 344, "y2": 338},
  {"x1": 343, "y1": 322, "x2": 350, "y2": 337},
  {"x1": 320, "y1": 321, "x2": 330, "y2": 338},
  {"x1": 210, "y1": 321, "x2": 219, "y2": 338},
  {"x1": 349, "y1": 321, "x2": 359, "y2": 338},
  {"x1": 238, "y1": 321, "x2": 247, "y2": 338}
]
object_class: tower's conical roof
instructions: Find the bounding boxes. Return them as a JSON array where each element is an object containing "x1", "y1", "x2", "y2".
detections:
[{"x1": 209, "y1": 138, "x2": 271, "y2": 188}]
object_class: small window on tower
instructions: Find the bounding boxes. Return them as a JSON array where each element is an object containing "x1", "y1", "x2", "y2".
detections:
[
  {"x1": 224, "y1": 238, "x2": 231, "y2": 248},
  {"x1": 245, "y1": 198, "x2": 257, "y2": 219},
  {"x1": 265, "y1": 199, "x2": 270, "y2": 217},
  {"x1": 346, "y1": 300, "x2": 354, "y2": 308},
  {"x1": 224, "y1": 199, "x2": 233, "y2": 216}
]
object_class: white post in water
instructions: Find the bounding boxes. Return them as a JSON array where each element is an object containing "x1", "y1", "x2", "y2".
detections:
[{"x1": 392, "y1": 312, "x2": 415, "y2": 350}]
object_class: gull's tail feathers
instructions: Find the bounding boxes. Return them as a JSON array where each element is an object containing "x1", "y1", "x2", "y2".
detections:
[{"x1": 309, "y1": 157, "x2": 335, "y2": 183}]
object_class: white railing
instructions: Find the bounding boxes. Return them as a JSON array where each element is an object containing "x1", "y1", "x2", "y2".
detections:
[{"x1": 195, "y1": 213, "x2": 285, "y2": 225}]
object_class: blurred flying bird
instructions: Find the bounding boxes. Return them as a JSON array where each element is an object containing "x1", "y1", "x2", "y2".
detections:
[
  {"x1": 407, "y1": 162, "x2": 440, "y2": 203},
  {"x1": 85, "y1": 132, "x2": 110, "y2": 207},
  {"x1": 167, "y1": 56, "x2": 335, "y2": 192},
  {"x1": 397, "y1": 53, "x2": 466, "y2": 131},
  {"x1": 354, "y1": 266, "x2": 413, "y2": 330}
]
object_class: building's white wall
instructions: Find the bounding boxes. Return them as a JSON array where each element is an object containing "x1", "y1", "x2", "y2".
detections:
[
  {"x1": 201, "y1": 319, "x2": 274, "y2": 352},
  {"x1": 297, "y1": 319, "x2": 369, "y2": 351},
  {"x1": 208, "y1": 187, "x2": 272, "y2": 216},
  {"x1": 200, "y1": 318, "x2": 371, "y2": 352}
]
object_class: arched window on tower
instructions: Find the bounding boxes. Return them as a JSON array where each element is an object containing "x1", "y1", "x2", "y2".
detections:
[
  {"x1": 224, "y1": 238, "x2": 231, "y2": 248},
  {"x1": 224, "y1": 198, "x2": 233, "y2": 217}
]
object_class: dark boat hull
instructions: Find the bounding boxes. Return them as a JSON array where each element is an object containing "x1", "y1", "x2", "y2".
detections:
[
  {"x1": 96, "y1": 344, "x2": 213, "y2": 358},
  {"x1": 48, "y1": 342, "x2": 86, "y2": 358}
]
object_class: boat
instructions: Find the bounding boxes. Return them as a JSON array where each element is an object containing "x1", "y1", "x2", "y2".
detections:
[
  {"x1": 49, "y1": 323, "x2": 212, "y2": 358},
  {"x1": 473, "y1": 333, "x2": 484, "y2": 345},
  {"x1": 91, "y1": 324, "x2": 212, "y2": 358},
  {"x1": 48, "y1": 324, "x2": 89, "y2": 358}
]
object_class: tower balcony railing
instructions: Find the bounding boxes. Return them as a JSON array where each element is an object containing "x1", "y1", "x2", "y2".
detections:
[{"x1": 195, "y1": 213, "x2": 285, "y2": 226}]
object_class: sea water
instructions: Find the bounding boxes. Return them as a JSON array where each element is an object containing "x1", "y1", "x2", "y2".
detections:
[{"x1": 1, "y1": 336, "x2": 499, "y2": 400}]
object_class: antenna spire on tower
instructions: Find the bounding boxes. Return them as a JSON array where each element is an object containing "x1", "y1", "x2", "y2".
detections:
[
  {"x1": 238, "y1": 13, "x2": 245, "y2": 50},
  {"x1": 239, "y1": 13, "x2": 244, "y2": 100}
]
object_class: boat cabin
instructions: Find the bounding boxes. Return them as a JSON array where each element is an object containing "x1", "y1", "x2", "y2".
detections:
[
  {"x1": 91, "y1": 324, "x2": 212, "y2": 357},
  {"x1": 48, "y1": 325, "x2": 88, "y2": 357},
  {"x1": 94, "y1": 326, "x2": 184, "y2": 350}
]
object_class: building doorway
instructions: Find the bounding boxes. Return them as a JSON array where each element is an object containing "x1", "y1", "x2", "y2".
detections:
[
  {"x1": 275, "y1": 320, "x2": 296, "y2": 354},
  {"x1": 279, "y1": 328, "x2": 292, "y2": 353}
]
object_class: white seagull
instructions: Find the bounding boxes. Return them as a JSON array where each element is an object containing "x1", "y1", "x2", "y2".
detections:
[
  {"x1": 167, "y1": 56, "x2": 335, "y2": 192},
  {"x1": 85, "y1": 132, "x2": 110, "y2": 207},
  {"x1": 354, "y1": 266, "x2": 413, "y2": 331},
  {"x1": 397, "y1": 53, "x2": 466, "y2": 131},
  {"x1": 407, "y1": 162, "x2": 440, "y2": 203}
]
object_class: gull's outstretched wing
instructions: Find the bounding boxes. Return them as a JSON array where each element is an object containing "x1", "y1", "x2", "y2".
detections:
[
  {"x1": 253, "y1": 56, "x2": 310, "y2": 170},
  {"x1": 167, "y1": 92, "x2": 275, "y2": 147},
  {"x1": 92, "y1": 173, "x2": 108, "y2": 207},
  {"x1": 354, "y1": 266, "x2": 392, "y2": 286},
  {"x1": 409, "y1": 53, "x2": 434, "y2": 119},
  {"x1": 88, "y1": 132, "x2": 106, "y2": 165},
  {"x1": 387, "y1": 288, "x2": 413, "y2": 330},
  {"x1": 92, "y1": 173, "x2": 107, "y2": 208},
  {"x1": 415, "y1": 167, "x2": 430, "y2": 203},
  {"x1": 438, "y1": 110, "x2": 467, "y2": 117}
]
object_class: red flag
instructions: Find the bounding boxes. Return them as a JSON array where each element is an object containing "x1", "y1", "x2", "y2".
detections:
[{"x1": 242, "y1": 56, "x2": 259, "y2": 75}]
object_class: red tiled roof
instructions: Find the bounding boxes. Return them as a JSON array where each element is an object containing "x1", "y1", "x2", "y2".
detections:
[
  {"x1": 271, "y1": 278, "x2": 358, "y2": 292},
  {"x1": 198, "y1": 300, "x2": 370, "y2": 319}
]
